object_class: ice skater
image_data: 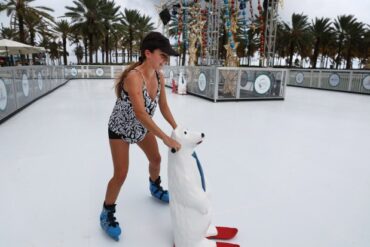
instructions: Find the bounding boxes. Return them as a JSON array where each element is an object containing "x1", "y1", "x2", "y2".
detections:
[{"x1": 100, "y1": 32, "x2": 181, "y2": 241}]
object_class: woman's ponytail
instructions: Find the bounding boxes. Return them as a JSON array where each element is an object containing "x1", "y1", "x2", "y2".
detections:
[{"x1": 114, "y1": 61, "x2": 142, "y2": 98}]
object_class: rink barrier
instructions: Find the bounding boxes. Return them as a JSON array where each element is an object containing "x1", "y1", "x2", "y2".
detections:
[
  {"x1": 288, "y1": 69, "x2": 370, "y2": 94},
  {"x1": 0, "y1": 66, "x2": 67, "y2": 123},
  {"x1": 2, "y1": 65, "x2": 370, "y2": 122},
  {"x1": 65, "y1": 65, "x2": 289, "y2": 102},
  {"x1": 162, "y1": 66, "x2": 288, "y2": 102}
]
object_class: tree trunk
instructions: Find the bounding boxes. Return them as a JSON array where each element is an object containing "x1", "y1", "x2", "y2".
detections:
[
  {"x1": 101, "y1": 48, "x2": 104, "y2": 64},
  {"x1": 336, "y1": 37, "x2": 343, "y2": 69},
  {"x1": 30, "y1": 32, "x2": 36, "y2": 64},
  {"x1": 288, "y1": 42, "x2": 294, "y2": 68},
  {"x1": 115, "y1": 43, "x2": 118, "y2": 64},
  {"x1": 129, "y1": 29, "x2": 133, "y2": 62},
  {"x1": 312, "y1": 38, "x2": 320, "y2": 69},
  {"x1": 63, "y1": 37, "x2": 68, "y2": 65},
  {"x1": 105, "y1": 34, "x2": 109, "y2": 64},
  {"x1": 17, "y1": 13, "x2": 25, "y2": 43},
  {"x1": 89, "y1": 34, "x2": 93, "y2": 64},
  {"x1": 95, "y1": 48, "x2": 98, "y2": 63},
  {"x1": 345, "y1": 42, "x2": 352, "y2": 69},
  {"x1": 84, "y1": 38, "x2": 88, "y2": 64}
]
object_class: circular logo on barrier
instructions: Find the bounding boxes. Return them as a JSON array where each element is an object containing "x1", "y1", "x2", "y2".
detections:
[
  {"x1": 295, "y1": 72, "x2": 304, "y2": 84},
  {"x1": 254, "y1": 74, "x2": 271, "y2": 94},
  {"x1": 198, "y1": 72, "x2": 207, "y2": 92},
  {"x1": 329, "y1": 73, "x2": 340, "y2": 87},
  {"x1": 71, "y1": 68, "x2": 78, "y2": 77},
  {"x1": 0, "y1": 79, "x2": 7, "y2": 111},
  {"x1": 96, "y1": 68, "x2": 104, "y2": 77},
  {"x1": 362, "y1": 75, "x2": 370, "y2": 90},
  {"x1": 22, "y1": 73, "x2": 29, "y2": 97},
  {"x1": 38, "y1": 72, "x2": 43, "y2": 90}
]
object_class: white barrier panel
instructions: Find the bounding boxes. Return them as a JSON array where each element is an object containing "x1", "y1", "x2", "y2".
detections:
[
  {"x1": 288, "y1": 69, "x2": 370, "y2": 94},
  {"x1": 0, "y1": 66, "x2": 68, "y2": 122},
  {"x1": 163, "y1": 66, "x2": 288, "y2": 101}
]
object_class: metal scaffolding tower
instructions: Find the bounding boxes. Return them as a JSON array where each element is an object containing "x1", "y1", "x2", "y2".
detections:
[
  {"x1": 205, "y1": 0, "x2": 221, "y2": 65},
  {"x1": 160, "y1": 0, "x2": 279, "y2": 67},
  {"x1": 160, "y1": 0, "x2": 221, "y2": 65},
  {"x1": 263, "y1": 0, "x2": 279, "y2": 67}
]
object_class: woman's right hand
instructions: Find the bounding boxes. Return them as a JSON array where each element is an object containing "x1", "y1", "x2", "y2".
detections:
[{"x1": 163, "y1": 136, "x2": 181, "y2": 152}]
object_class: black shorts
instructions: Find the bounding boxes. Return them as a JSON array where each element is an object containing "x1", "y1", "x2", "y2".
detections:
[{"x1": 108, "y1": 128, "x2": 121, "y2": 139}]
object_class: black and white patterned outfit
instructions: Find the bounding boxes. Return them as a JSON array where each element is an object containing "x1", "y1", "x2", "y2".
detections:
[{"x1": 108, "y1": 69, "x2": 161, "y2": 144}]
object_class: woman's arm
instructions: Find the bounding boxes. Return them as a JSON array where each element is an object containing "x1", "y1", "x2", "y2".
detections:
[
  {"x1": 125, "y1": 71, "x2": 180, "y2": 149},
  {"x1": 125, "y1": 71, "x2": 167, "y2": 139},
  {"x1": 158, "y1": 72, "x2": 177, "y2": 130}
]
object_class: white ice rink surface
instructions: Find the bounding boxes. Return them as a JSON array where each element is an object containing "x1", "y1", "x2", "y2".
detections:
[{"x1": 1, "y1": 79, "x2": 370, "y2": 247}]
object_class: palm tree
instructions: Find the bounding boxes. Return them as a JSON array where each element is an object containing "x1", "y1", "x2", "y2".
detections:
[
  {"x1": 0, "y1": 0, "x2": 54, "y2": 44},
  {"x1": 275, "y1": 21, "x2": 289, "y2": 66},
  {"x1": 74, "y1": 45, "x2": 84, "y2": 64},
  {"x1": 343, "y1": 21, "x2": 364, "y2": 69},
  {"x1": 49, "y1": 40, "x2": 61, "y2": 65},
  {"x1": 55, "y1": 20, "x2": 72, "y2": 65},
  {"x1": 100, "y1": 0, "x2": 121, "y2": 64},
  {"x1": 282, "y1": 13, "x2": 310, "y2": 67},
  {"x1": 136, "y1": 14, "x2": 155, "y2": 46},
  {"x1": 65, "y1": 0, "x2": 106, "y2": 63},
  {"x1": 120, "y1": 8, "x2": 141, "y2": 62},
  {"x1": 357, "y1": 26, "x2": 370, "y2": 68},
  {"x1": 0, "y1": 25, "x2": 17, "y2": 39},
  {"x1": 309, "y1": 17, "x2": 332, "y2": 68},
  {"x1": 319, "y1": 29, "x2": 336, "y2": 68},
  {"x1": 243, "y1": 26, "x2": 259, "y2": 66},
  {"x1": 333, "y1": 15, "x2": 357, "y2": 69},
  {"x1": 168, "y1": 13, "x2": 182, "y2": 64},
  {"x1": 38, "y1": 21, "x2": 56, "y2": 58}
]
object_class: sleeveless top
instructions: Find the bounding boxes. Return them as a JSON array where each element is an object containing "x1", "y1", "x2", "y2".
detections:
[{"x1": 108, "y1": 69, "x2": 161, "y2": 144}]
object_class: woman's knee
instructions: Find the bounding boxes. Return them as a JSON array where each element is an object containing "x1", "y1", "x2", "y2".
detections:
[
  {"x1": 111, "y1": 171, "x2": 128, "y2": 185},
  {"x1": 149, "y1": 154, "x2": 161, "y2": 166}
]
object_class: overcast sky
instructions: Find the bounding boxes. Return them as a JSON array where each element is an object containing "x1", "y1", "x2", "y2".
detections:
[{"x1": 1, "y1": 0, "x2": 369, "y2": 29}]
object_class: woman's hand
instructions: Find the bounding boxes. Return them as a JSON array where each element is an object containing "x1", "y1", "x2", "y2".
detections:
[{"x1": 163, "y1": 135, "x2": 181, "y2": 152}]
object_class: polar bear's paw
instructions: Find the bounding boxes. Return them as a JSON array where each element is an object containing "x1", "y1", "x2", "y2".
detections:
[{"x1": 149, "y1": 176, "x2": 169, "y2": 203}]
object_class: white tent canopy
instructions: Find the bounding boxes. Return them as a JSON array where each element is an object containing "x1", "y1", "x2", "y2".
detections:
[{"x1": 0, "y1": 39, "x2": 45, "y2": 55}]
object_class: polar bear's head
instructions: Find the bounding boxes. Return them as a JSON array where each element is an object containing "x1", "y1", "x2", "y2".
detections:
[{"x1": 171, "y1": 126, "x2": 205, "y2": 151}]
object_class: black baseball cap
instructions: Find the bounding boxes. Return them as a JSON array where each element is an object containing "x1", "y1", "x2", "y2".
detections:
[{"x1": 141, "y1": 32, "x2": 179, "y2": 56}]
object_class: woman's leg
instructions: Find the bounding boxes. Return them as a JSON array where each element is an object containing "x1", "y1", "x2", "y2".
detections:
[
  {"x1": 137, "y1": 132, "x2": 169, "y2": 203},
  {"x1": 104, "y1": 139, "x2": 130, "y2": 205},
  {"x1": 137, "y1": 132, "x2": 161, "y2": 181}
]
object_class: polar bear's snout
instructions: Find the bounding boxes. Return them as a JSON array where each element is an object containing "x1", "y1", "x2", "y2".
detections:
[{"x1": 197, "y1": 133, "x2": 205, "y2": 145}]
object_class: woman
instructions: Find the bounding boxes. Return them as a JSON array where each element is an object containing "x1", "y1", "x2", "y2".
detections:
[{"x1": 100, "y1": 32, "x2": 181, "y2": 240}]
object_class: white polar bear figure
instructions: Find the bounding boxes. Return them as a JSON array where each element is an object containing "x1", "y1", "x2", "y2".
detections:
[{"x1": 168, "y1": 127, "x2": 239, "y2": 247}]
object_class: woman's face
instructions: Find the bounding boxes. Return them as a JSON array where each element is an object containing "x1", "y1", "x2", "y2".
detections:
[{"x1": 145, "y1": 49, "x2": 169, "y2": 70}]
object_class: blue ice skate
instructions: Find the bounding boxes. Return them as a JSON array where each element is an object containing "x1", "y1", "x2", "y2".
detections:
[
  {"x1": 149, "y1": 176, "x2": 169, "y2": 203},
  {"x1": 100, "y1": 204, "x2": 121, "y2": 241}
]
